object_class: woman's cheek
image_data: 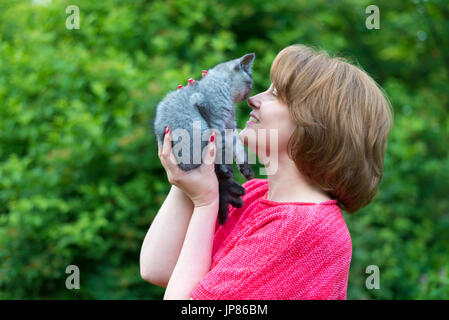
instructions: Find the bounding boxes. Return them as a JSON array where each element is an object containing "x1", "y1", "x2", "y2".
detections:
[
  {"x1": 270, "y1": 121, "x2": 292, "y2": 154},
  {"x1": 284, "y1": 125, "x2": 298, "y2": 153}
]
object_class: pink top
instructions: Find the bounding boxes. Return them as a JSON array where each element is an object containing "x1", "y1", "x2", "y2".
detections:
[{"x1": 191, "y1": 179, "x2": 352, "y2": 300}]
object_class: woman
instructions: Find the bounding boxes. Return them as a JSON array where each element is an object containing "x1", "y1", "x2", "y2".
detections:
[{"x1": 140, "y1": 44, "x2": 394, "y2": 300}]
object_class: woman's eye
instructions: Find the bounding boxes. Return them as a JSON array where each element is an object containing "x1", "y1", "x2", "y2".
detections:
[{"x1": 272, "y1": 88, "x2": 278, "y2": 96}]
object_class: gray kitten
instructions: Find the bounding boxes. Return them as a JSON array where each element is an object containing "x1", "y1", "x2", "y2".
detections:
[{"x1": 153, "y1": 53, "x2": 255, "y2": 224}]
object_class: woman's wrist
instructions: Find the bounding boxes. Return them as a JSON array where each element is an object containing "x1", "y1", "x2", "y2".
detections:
[
  {"x1": 171, "y1": 185, "x2": 194, "y2": 205},
  {"x1": 192, "y1": 194, "x2": 219, "y2": 209}
]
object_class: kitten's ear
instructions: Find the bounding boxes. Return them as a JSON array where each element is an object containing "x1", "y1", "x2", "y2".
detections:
[{"x1": 240, "y1": 53, "x2": 255, "y2": 73}]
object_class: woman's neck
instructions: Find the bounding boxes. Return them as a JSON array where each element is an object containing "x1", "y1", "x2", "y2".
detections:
[{"x1": 265, "y1": 153, "x2": 332, "y2": 203}]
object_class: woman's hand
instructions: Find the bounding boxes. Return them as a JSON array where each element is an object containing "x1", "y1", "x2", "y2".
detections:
[
  {"x1": 158, "y1": 69, "x2": 218, "y2": 208},
  {"x1": 158, "y1": 127, "x2": 218, "y2": 208}
]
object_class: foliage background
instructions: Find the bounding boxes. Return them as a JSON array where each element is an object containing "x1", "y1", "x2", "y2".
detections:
[{"x1": 0, "y1": 0, "x2": 448, "y2": 299}]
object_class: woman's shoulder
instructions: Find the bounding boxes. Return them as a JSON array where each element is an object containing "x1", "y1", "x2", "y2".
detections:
[
  {"x1": 231, "y1": 179, "x2": 350, "y2": 244},
  {"x1": 250, "y1": 198, "x2": 351, "y2": 249},
  {"x1": 285, "y1": 204, "x2": 352, "y2": 255}
]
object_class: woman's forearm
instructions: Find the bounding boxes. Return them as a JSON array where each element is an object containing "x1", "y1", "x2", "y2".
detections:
[
  {"x1": 163, "y1": 199, "x2": 219, "y2": 300},
  {"x1": 139, "y1": 185, "x2": 194, "y2": 287}
]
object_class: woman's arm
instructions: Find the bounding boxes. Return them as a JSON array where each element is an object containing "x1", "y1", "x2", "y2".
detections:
[
  {"x1": 139, "y1": 185, "x2": 194, "y2": 287},
  {"x1": 164, "y1": 199, "x2": 219, "y2": 300},
  {"x1": 140, "y1": 75, "x2": 208, "y2": 287},
  {"x1": 141, "y1": 124, "x2": 217, "y2": 295}
]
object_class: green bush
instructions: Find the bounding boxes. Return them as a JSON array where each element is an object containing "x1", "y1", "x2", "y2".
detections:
[{"x1": 0, "y1": 0, "x2": 448, "y2": 299}]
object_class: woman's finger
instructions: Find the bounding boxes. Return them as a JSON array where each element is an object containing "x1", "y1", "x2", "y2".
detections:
[
  {"x1": 157, "y1": 141, "x2": 162, "y2": 158},
  {"x1": 161, "y1": 127, "x2": 170, "y2": 157},
  {"x1": 203, "y1": 132, "x2": 216, "y2": 166},
  {"x1": 161, "y1": 127, "x2": 179, "y2": 170},
  {"x1": 202, "y1": 70, "x2": 207, "y2": 78}
]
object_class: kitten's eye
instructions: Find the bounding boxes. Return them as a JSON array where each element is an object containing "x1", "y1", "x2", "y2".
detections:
[{"x1": 234, "y1": 64, "x2": 241, "y2": 71}]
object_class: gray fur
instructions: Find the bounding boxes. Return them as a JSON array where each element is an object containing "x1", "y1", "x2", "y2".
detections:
[
  {"x1": 154, "y1": 53, "x2": 255, "y2": 174},
  {"x1": 153, "y1": 53, "x2": 255, "y2": 224}
]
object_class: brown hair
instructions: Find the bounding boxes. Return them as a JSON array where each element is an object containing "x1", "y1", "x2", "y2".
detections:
[{"x1": 270, "y1": 44, "x2": 393, "y2": 213}]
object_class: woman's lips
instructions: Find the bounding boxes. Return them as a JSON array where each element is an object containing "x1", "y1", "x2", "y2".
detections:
[
  {"x1": 249, "y1": 112, "x2": 259, "y2": 121},
  {"x1": 246, "y1": 114, "x2": 259, "y2": 126}
]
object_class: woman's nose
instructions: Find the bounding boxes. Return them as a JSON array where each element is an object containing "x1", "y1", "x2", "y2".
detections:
[{"x1": 247, "y1": 95, "x2": 261, "y2": 109}]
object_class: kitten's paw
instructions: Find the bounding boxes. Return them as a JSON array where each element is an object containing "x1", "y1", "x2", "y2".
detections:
[
  {"x1": 216, "y1": 164, "x2": 233, "y2": 179},
  {"x1": 229, "y1": 195, "x2": 244, "y2": 208},
  {"x1": 222, "y1": 179, "x2": 245, "y2": 196},
  {"x1": 238, "y1": 164, "x2": 254, "y2": 180}
]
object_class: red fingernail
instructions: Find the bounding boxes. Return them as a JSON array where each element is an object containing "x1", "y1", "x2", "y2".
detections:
[
  {"x1": 177, "y1": 85, "x2": 183, "y2": 90},
  {"x1": 210, "y1": 132, "x2": 215, "y2": 142},
  {"x1": 188, "y1": 78, "x2": 194, "y2": 85},
  {"x1": 165, "y1": 126, "x2": 170, "y2": 134},
  {"x1": 202, "y1": 70, "x2": 208, "y2": 77}
]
